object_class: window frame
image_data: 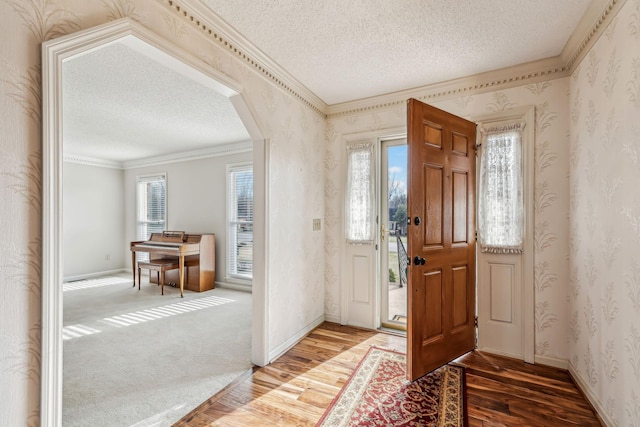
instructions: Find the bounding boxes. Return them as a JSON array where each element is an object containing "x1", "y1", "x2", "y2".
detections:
[
  {"x1": 226, "y1": 162, "x2": 254, "y2": 283},
  {"x1": 135, "y1": 173, "x2": 167, "y2": 261}
]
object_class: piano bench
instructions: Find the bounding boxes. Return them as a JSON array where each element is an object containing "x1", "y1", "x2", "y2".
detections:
[{"x1": 137, "y1": 259, "x2": 180, "y2": 295}]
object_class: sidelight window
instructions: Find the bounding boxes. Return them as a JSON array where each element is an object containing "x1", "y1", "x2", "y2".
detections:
[
  {"x1": 346, "y1": 142, "x2": 374, "y2": 244},
  {"x1": 477, "y1": 123, "x2": 525, "y2": 253}
]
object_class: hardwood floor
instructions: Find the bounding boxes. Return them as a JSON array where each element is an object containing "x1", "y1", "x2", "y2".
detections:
[{"x1": 175, "y1": 322, "x2": 601, "y2": 426}]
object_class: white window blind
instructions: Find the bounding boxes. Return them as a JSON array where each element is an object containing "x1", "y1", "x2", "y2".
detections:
[
  {"x1": 477, "y1": 123, "x2": 525, "y2": 253},
  {"x1": 227, "y1": 163, "x2": 253, "y2": 280},
  {"x1": 346, "y1": 142, "x2": 374, "y2": 244},
  {"x1": 136, "y1": 174, "x2": 166, "y2": 261}
]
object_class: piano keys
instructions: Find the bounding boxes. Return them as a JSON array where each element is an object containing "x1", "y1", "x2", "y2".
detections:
[{"x1": 130, "y1": 231, "x2": 215, "y2": 297}]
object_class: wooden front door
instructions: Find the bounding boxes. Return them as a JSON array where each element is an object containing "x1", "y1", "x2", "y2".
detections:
[{"x1": 406, "y1": 98, "x2": 477, "y2": 381}]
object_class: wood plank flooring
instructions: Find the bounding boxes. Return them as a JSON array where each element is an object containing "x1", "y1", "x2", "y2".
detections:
[{"x1": 175, "y1": 322, "x2": 601, "y2": 426}]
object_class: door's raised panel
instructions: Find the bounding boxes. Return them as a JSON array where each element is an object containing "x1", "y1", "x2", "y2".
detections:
[
  {"x1": 423, "y1": 269, "x2": 443, "y2": 341},
  {"x1": 408, "y1": 99, "x2": 476, "y2": 380},
  {"x1": 423, "y1": 164, "x2": 443, "y2": 247},
  {"x1": 451, "y1": 132, "x2": 469, "y2": 156},
  {"x1": 489, "y1": 263, "x2": 514, "y2": 323},
  {"x1": 423, "y1": 121, "x2": 443, "y2": 149},
  {"x1": 452, "y1": 171, "x2": 468, "y2": 244},
  {"x1": 452, "y1": 265, "x2": 468, "y2": 328},
  {"x1": 352, "y1": 255, "x2": 370, "y2": 303}
]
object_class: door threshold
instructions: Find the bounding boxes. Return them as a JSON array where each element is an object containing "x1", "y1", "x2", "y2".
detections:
[{"x1": 379, "y1": 322, "x2": 407, "y2": 336}]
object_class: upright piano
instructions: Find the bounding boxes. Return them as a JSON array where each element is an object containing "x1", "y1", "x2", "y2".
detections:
[{"x1": 130, "y1": 231, "x2": 215, "y2": 297}]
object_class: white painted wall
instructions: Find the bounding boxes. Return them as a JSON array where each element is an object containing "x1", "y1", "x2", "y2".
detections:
[
  {"x1": 63, "y1": 162, "x2": 125, "y2": 278},
  {"x1": 123, "y1": 152, "x2": 252, "y2": 285}
]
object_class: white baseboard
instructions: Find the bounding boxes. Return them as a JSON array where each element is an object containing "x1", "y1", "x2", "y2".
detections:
[
  {"x1": 64, "y1": 268, "x2": 128, "y2": 282},
  {"x1": 324, "y1": 314, "x2": 340, "y2": 324},
  {"x1": 268, "y1": 314, "x2": 325, "y2": 363},
  {"x1": 534, "y1": 354, "x2": 569, "y2": 370},
  {"x1": 215, "y1": 281, "x2": 252, "y2": 292},
  {"x1": 568, "y1": 362, "x2": 612, "y2": 426}
]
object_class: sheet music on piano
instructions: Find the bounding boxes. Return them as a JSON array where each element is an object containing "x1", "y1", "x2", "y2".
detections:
[{"x1": 157, "y1": 230, "x2": 185, "y2": 242}]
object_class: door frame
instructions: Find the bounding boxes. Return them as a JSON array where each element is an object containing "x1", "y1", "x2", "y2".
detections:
[
  {"x1": 41, "y1": 18, "x2": 270, "y2": 425},
  {"x1": 378, "y1": 136, "x2": 408, "y2": 330},
  {"x1": 337, "y1": 106, "x2": 534, "y2": 364},
  {"x1": 474, "y1": 105, "x2": 535, "y2": 364},
  {"x1": 340, "y1": 127, "x2": 405, "y2": 329}
]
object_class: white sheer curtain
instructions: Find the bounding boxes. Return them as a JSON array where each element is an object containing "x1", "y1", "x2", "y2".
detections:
[
  {"x1": 478, "y1": 123, "x2": 525, "y2": 253},
  {"x1": 346, "y1": 142, "x2": 374, "y2": 244}
]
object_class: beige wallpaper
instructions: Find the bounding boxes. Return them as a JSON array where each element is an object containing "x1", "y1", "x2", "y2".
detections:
[
  {"x1": 326, "y1": 79, "x2": 572, "y2": 362},
  {"x1": 569, "y1": 0, "x2": 640, "y2": 424},
  {"x1": 0, "y1": 0, "x2": 325, "y2": 424}
]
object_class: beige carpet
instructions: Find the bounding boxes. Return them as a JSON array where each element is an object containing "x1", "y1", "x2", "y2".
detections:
[{"x1": 63, "y1": 273, "x2": 252, "y2": 427}]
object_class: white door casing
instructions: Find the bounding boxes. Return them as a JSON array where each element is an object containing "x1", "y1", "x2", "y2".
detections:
[
  {"x1": 340, "y1": 128, "x2": 405, "y2": 329},
  {"x1": 41, "y1": 18, "x2": 269, "y2": 426}
]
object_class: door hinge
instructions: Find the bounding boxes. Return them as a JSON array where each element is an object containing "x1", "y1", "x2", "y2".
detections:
[{"x1": 474, "y1": 316, "x2": 478, "y2": 327}]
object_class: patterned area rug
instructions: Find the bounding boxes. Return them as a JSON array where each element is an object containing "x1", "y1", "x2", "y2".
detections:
[{"x1": 316, "y1": 347, "x2": 465, "y2": 427}]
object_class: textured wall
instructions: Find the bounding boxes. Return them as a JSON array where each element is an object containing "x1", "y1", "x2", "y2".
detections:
[
  {"x1": 325, "y1": 80, "x2": 571, "y2": 362},
  {"x1": 0, "y1": 1, "x2": 325, "y2": 424},
  {"x1": 569, "y1": 0, "x2": 640, "y2": 424}
]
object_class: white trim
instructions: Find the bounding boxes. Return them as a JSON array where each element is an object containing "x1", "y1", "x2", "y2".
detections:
[
  {"x1": 339, "y1": 127, "x2": 405, "y2": 328},
  {"x1": 325, "y1": 0, "x2": 623, "y2": 118},
  {"x1": 41, "y1": 18, "x2": 269, "y2": 426},
  {"x1": 324, "y1": 314, "x2": 341, "y2": 324},
  {"x1": 226, "y1": 161, "x2": 254, "y2": 281},
  {"x1": 267, "y1": 314, "x2": 325, "y2": 363},
  {"x1": 569, "y1": 363, "x2": 612, "y2": 426},
  {"x1": 535, "y1": 355, "x2": 569, "y2": 370},
  {"x1": 169, "y1": 0, "x2": 620, "y2": 119},
  {"x1": 561, "y1": 0, "x2": 628, "y2": 73},
  {"x1": 473, "y1": 106, "x2": 535, "y2": 364},
  {"x1": 122, "y1": 141, "x2": 253, "y2": 169},
  {"x1": 215, "y1": 281, "x2": 252, "y2": 292},
  {"x1": 63, "y1": 268, "x2": 128, "y2": 283},
  {"x1": 64, "y1": 141, "x2": 253, "y2": 169},
  {"x1": 62, "y1": 154, "x2": 122, "y2": 169},
  {"x1": 177, "y1": 0, "x2": 327, "y2": 115},
  {"x1": 135, "y1": 172, "x2": 167, "y2": 246}
]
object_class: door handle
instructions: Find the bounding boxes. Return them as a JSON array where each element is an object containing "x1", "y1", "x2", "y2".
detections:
[
  {"x1": 413, "y1": 256, "x2": 426, "y2": 266},
  {"x1": 381, "y1": 223, "x2": 395, "y2": 242}
]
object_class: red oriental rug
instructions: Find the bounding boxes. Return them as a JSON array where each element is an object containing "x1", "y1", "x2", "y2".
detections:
[{"x1": 316, "y1": 347, "x2": 465, "y2": 427}]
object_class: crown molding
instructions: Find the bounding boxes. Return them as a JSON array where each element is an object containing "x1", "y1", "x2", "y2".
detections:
[
  {"x1": 164, "y1": 0, "x2": 624, "y2": 119},
  {"x1": 64, "y1": 141, "x2": 253, "y2": 170},
  {"x1": 165, "y1": 0, "x2": 328, "y2": 117},
  {"x1": 327, "y1": 0, "x2": 625, "y2": 118},
  {"x1": 327, "y1": 56, "x2": 567, "y2": 118},
  {"x1": 63, "y1": 154, "x2": 123, "y2": 169},
  {"x1": 561, "y1": 0, "x2": 627, "y2": 73},
  {"x1": 122, "y1": 140, "x2": 253, "y2": 169}
]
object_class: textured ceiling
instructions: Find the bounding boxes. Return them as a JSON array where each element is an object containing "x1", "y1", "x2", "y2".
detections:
[
  {"x1": 63, "y1": 41, "x2": 250, "y2": 163},
  {"x1": 202, "y1": 0, "x2": 593, "y2": 104},
  {"x1": 63, "y1": 0, "x2": 596, "y2": 162}
]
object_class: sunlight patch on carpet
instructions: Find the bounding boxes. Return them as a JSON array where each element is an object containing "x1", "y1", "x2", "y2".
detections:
[
  {"x1": 63, "y1": 295, "x2": 236, "y2": 341},
  {"x1": 102, "y1": 295, "x2": 235, "y2": 328},
  {"x1": 63, "y1": 324, "x2": 102, "y2": 340},
  {"x1": 63, "y1": 276, "x2": 131, "y2": 292}
]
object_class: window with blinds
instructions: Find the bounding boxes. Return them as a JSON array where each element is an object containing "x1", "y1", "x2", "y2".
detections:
[
  {"x1": 136, "y1": 173, "x2": 166, "y2": 261},
  {"x1": 227, "y1": 163, "x2": 253, "y2": 280}
]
